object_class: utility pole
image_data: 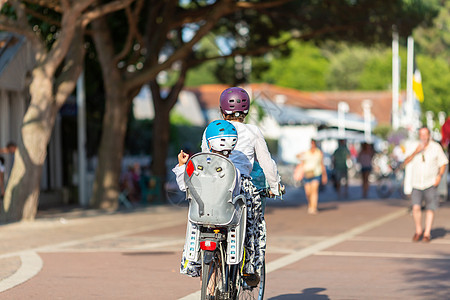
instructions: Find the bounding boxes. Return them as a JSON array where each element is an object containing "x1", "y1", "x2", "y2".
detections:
[
  {"x1": 338, "y1": 101, "x2": 349, "y2": 138},
  {"x1": 406, "y1": 36, "x2": 415, "y2": 135},
  {"x1": 77, "y1": 71, "x2": 88, "y2": 207},
  {"x1": 362, "y1": 99, "x2": 373, "y2": 143},
  {"x1": 392, "y1": 30, "x2": 400, "y2": 130}
]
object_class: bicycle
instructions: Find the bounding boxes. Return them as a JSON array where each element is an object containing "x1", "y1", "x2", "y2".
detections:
[
  {"x1": 183, "y1": 153, "x2": 266, "y2": 300},
  {"x1": 376, "y1": 161, "x2": 406, "y2": 199}
]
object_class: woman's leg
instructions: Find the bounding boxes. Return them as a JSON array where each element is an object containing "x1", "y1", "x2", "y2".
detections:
[
  {"x1": 304, "y1": 182, "x2": 312, "y2": 209},
  {"x1": 308, "y1": 180, "x2": 320, "y2": 214},
  {"x1": 362, "y1": 171, "x2": 369, "y2": 198}
]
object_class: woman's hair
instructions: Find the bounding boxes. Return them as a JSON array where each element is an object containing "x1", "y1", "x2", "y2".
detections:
[{"x1": 222, "y1": 112, "x2": 246, "y2": 123}]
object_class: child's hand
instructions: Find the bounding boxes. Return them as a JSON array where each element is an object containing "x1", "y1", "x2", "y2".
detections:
[{"x1": 178, "y1": 150, "x2": 189, "y2": 166}]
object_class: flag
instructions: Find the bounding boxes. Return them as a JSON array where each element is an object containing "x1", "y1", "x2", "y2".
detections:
[{"x1": 412, "y1": 68, "x2": 424, "y2": 102}]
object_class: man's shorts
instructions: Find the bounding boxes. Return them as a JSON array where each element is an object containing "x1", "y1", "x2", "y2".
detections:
[
  {"x1": 411, "y1": 186, "x2": 438, "y2": 211},
  {"x1": 334, "y1": 170, "x2": 348, "y2": 183}
]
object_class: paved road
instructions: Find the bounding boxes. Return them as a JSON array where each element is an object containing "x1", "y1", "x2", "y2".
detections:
[{"x1": 1, "y1": 184, "x2": 450, "y2": 299}]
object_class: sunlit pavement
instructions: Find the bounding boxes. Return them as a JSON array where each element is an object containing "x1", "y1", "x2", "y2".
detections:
[{"x1": 1, "y1": 183, "x2": 450, "y2": 299}]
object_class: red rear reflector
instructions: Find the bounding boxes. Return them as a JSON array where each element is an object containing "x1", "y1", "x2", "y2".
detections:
[
  {"x1": 186, "y1": 160, "x2": 195, "y2": 177},
  {"x1": 200, "y1": 241, "x2": 217, "y2": 251}
]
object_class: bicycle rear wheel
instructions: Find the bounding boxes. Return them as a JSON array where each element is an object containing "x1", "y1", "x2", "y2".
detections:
[
  {"x1": 237, "y1": 260, "x2": 265, "y2": 300},
  {"x1": 201, "y1": 251, "x2": 224, "y2": 300},
  {"x1": 376, "y1": 176, "x2": 393, "y2": 199}
]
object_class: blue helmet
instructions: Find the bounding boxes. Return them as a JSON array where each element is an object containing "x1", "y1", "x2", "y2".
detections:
[{"x1": 205, "y1": 120, "x2": 238, "y2": 155}]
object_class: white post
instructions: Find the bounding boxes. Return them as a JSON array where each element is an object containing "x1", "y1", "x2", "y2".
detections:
[
  {"x1": 77, "y1": 71, "x2": 88, "y2": 207},
  {"x1": 392, "y1": 31, "x2": 400, "y2": 130},
  {"x1": 438, "y1": 111, "x2": 446, "y2": 126},
  {"x1": 426, "y1": 111, "x2": 434, "y2": 131},
  {"x1": 338, "y1": 101, "x2": 349, "y2": 138},
  {"x1": 406, "y1": 36, "x2": 414, "y2": 134},
  {"x1": 362, "y1": 99, "x2": 373, "y2": 143}
]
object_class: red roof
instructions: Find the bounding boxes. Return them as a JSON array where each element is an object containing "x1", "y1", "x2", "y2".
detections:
[{"x1": 185, "y1": 83, "x2": 401, "y2": 125}]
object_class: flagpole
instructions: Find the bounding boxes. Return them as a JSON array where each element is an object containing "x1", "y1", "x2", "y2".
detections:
[
  {"x1": 406, "y1": 36, "x2": 414, "y2": 134},
  {"x1": 392, "y1": 30, "x2": 399, "y2": 130}
]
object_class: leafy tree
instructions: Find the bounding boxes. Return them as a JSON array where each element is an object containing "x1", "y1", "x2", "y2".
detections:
[
  {"x1": 0, "y1": 0, "x2": 132, "y2": 222},
  {"x1": 414, "y1": 0, "x2": 450, "y2": 64},
  {"x1": 0, "y1": 0, "x2": 438, "y2": 218}
]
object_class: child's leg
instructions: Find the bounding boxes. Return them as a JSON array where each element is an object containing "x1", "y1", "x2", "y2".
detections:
[{"x1": 180, "y1": 221, "x2": 202, "y2": 277}]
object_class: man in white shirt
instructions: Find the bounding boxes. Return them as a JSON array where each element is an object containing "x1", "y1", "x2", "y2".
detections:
[{"x1": 404, "y1": 127, "x2": 448, "y2": 242}]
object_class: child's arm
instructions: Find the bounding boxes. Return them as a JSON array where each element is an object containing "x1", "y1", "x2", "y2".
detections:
[
  {"x1": 178, "y1": 150, "x2": 189, "y2": 166},
  {"x1": 172, "y1": 150, "x2": 190, "y2": 192}
]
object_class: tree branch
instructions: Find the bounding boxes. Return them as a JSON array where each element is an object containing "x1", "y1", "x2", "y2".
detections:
[
  {"x1": 54, "y1": 23, "x2": 85, "y2": 108},
  {"x1": 80, "y1": 0, "x2": 136, "y2": 27},
  {"x1": 170, "y1": 0, "x2": 292, "y2": 29},
  {"x1": 24, "y1": 6, "x2": 61, "y2": 26},
  {"x1": 44, "y1": 0, "x2": 94, "y2": 75},
  {"x1": 186, "y1": 24, "x2": 354, "y2": 68},
  {"x1": 125, "y1": 0, "x2": 235, "y2": 91},
  {"x1": 113, "y1": 0, "x2": 145, "y2": 65},
  {"x1": 2, "y1": 0, "x2": 45, "y2": 56},
  {"x1": 21, "y1": 0, "x2": 62, "y2": 13}
]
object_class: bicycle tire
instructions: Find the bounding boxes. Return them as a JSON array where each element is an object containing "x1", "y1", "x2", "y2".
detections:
[
  {"x1": 376, "y1": 176, "x2": 394, "y2": 199},
  {"x1": 166, "y1": 189, "x2": 188, "y2": 207},
  {"x1": 237, "y1": 260, "x2": 265, "y2": 300},
  {"x1": 201, "y1": 251, "x2": 224, "y2": 300}
]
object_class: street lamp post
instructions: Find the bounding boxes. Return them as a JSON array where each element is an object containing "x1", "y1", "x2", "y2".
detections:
[
  {"x1": 362, "y1": 99, "x2": 373, "y2": 143},
  {"x1": 338, "y1": 101, "x2": 349, "y2": 138}
]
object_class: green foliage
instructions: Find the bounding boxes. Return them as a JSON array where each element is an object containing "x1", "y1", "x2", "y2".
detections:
[
  {"x1": 326, "y1": 46, "x2": 371, "y2": 90},
  {"x1": 373, "y1": 124, "x2": 392, "y2": 140},
  {"x1": 417, "y1": 55, "x2": 450, "y2": 116},
  {"x1": 414, "y1": 0, "x2": 450, "y2": 63},
  {"x1": 259, "y1": 41, "x2": 329, "y2": 91},
  {"x1": 185, "y1": 60, "x2": 221, "y2": 87},
  {"x1": 170, "y1": 111, "x2": 193, "y2": 126}
]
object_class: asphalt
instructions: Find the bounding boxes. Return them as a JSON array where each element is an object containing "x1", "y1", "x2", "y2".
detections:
[{"x1": 1, "y1": 183, "x2": 450, "y2": 299}]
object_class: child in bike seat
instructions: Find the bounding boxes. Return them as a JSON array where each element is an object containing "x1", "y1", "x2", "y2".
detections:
[
  {"x1": 202, "y1": 87, "x2": 281, "y2": 281},
  {"x1": 173, "y1": 119, "x2": 240, "y2": 277}
]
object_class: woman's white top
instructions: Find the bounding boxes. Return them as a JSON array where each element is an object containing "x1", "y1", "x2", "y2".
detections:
[{"x1": 202, "y1": 121, "x2": 280, "y2": 195}]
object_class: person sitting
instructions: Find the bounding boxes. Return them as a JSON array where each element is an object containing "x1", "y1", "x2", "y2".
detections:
[{"x1": 173, "y1": 119, "x2": 240, "y2": 278}]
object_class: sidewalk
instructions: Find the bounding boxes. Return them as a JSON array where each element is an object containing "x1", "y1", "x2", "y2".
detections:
[{"x1": 1, "y1": 184, "x2": 450, "y2": 299}]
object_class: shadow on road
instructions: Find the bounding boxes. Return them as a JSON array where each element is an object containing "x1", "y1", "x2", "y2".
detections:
[
  {"x1": 269, "y1": 287, "x2": 330, "y2": 299},
  {"x1": 430, "y1": 227, "x2": 449, "y2": 239},
  {"x1": 401, "y1": 252, "x2": 450, "y2": 299}
]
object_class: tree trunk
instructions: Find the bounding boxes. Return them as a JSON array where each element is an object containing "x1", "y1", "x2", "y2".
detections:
[
  {"x1": 90, "y1": 16, "x2": 132, "y2": 210},
  {"x1": 90, "y1": 90, "x2": 131, "y2": 210},
  {"x1": 1, "y1": 69, "x2": 57, "y2": 222},
  {"x1": 152, "y1": 104, "x2": 171, "y2": 202}
]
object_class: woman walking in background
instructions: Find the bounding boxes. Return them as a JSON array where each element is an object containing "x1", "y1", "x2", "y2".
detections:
[
  {"x1": 358, "y1": 142, "x2": 374, "y2": 198},
  {"x1": 297, "y1": 139, "x2": 327, "y2": 214}
]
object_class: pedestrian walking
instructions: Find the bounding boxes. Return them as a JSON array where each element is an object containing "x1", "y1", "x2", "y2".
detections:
[
  {"x1": 357, "y1": 142, "x2": 374, "y2": 198},
  {"x1": 297, "y1": 139, "x2": 327, "y2": 214},
  {"x1": 332, "y1": 139, "x2": 350, "y2": 198},
  {"x1": 403, "y1": 127, "x2": 448, "y2": 242}
]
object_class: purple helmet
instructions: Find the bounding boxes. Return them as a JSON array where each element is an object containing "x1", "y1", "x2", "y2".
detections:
[{"x1": 219, "y1": 87, "x2": 250, "y2": 115}]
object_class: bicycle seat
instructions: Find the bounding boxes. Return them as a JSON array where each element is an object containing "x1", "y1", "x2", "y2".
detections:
[{"x1": 184, "y1": 152, "x2": 244, "y2": 226}]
